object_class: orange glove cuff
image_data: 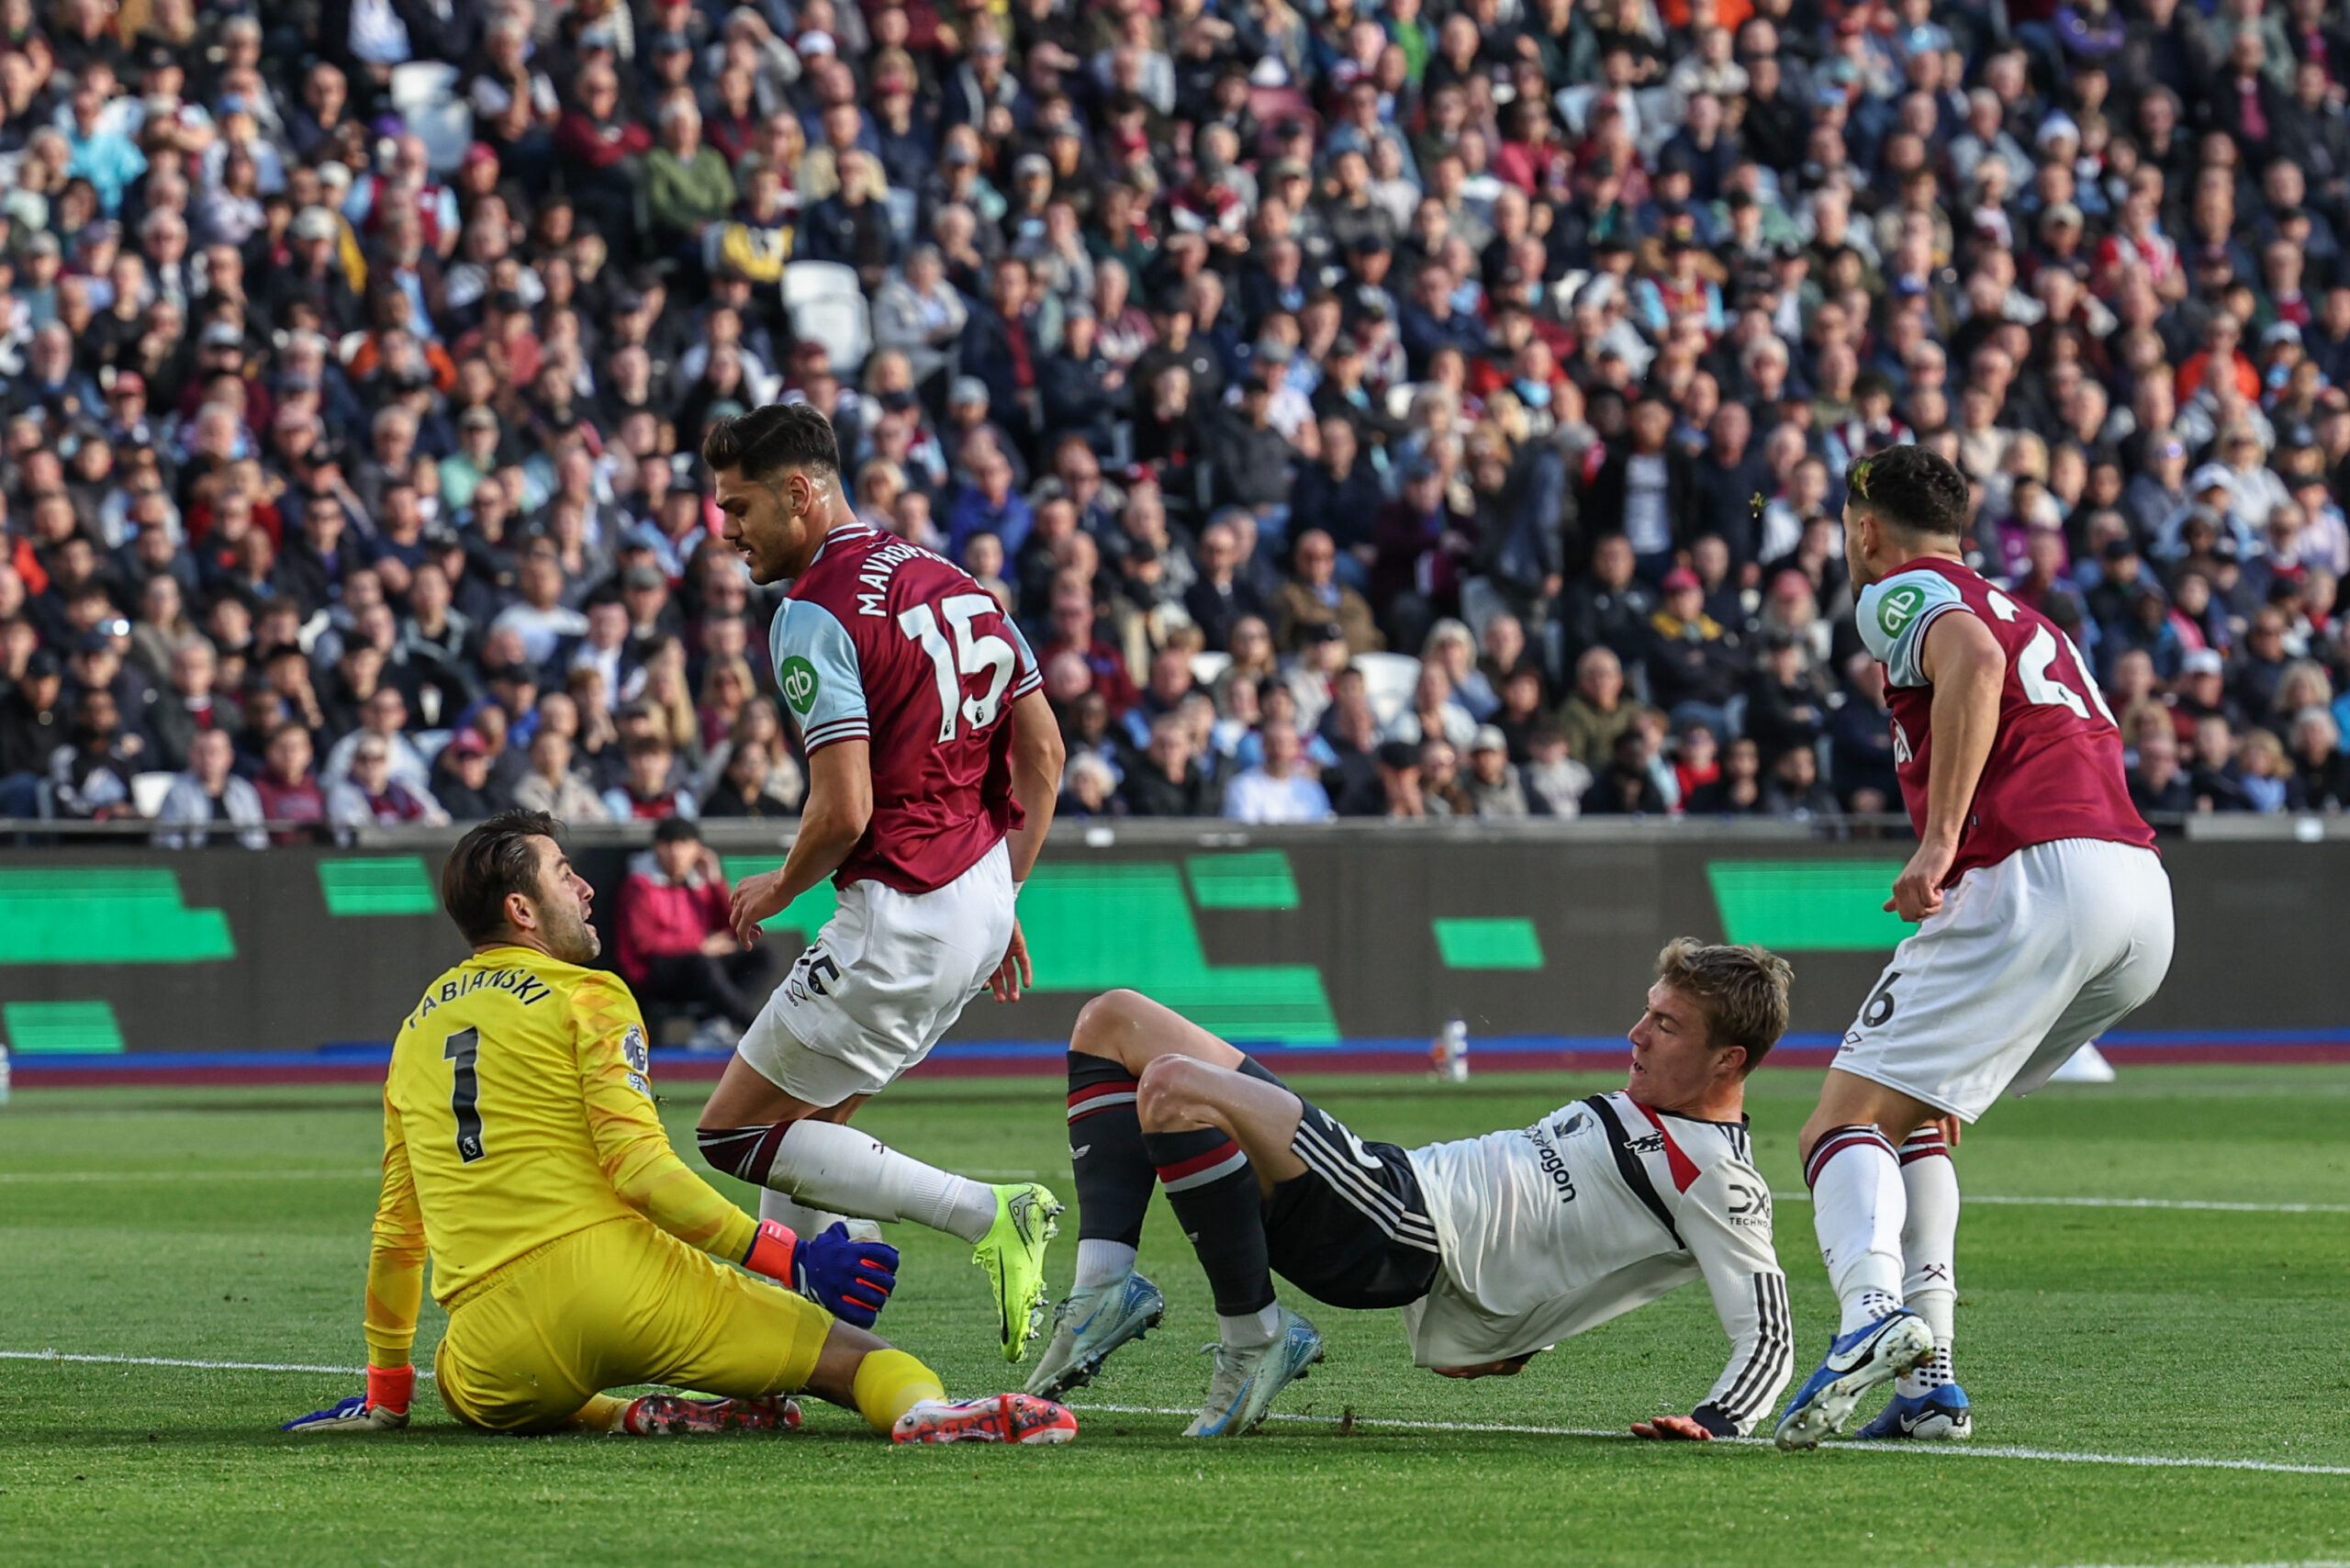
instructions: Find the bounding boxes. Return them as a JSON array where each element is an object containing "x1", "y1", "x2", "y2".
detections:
[{"x1": 744, "y1": 1218, "x2": 799, "y2": 1285}]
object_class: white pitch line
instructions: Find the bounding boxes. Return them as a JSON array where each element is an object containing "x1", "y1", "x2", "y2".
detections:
[
  {"x1": 0, "y1": 1170, "x2": 2341, "y2": 1212},
  {"x1": 1771, "y1": 1193, "x2": 2350, "y2": 1215},
  {"x1": 1064, "y1": 1403, "x2": 2350, "y2": 1476},
  {"x1": 0, "y1": 1170, "x2": 379, "y2": 1184},
  {"x1": 0, "y1": 1350, "x2": 433, "y2": 1379},
  {"x1": 5, "y1": 1353, "x2": 2345, "y2": 1476}
]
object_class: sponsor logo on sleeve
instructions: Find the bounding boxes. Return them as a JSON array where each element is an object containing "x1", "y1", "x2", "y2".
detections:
[
  {"x1": 1876, "y1": 583, "x2": 1928, "y2": 639},
  {"x1": 780, "y1": 655, "x2": 820, "y2": 715},
  {"x1": 1726, "y1": 1180, "x2": 1772, "y2": 1226}
]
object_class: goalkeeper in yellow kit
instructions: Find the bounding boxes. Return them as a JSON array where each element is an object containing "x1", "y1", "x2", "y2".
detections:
[{"x1": 284, "y1": 809, "x2": 1078, "y2": 1445}]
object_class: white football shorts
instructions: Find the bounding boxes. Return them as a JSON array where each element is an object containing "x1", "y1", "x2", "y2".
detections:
[
  {"x1": 1831, "y1": 836, "x2": 2174, "y2": 1123},
  {"x1": 737, "y1": 841, "x2": 1015, "y2": 1106}
]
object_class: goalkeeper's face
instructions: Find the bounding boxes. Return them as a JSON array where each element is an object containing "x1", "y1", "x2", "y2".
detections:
[{"x1": 524, "y1": 837, "x2": 602, "y2": 965}]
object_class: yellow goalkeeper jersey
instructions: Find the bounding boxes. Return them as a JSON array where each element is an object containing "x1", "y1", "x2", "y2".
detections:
[{"x1": 362, "y1": 945, "x2": 759, "y2": 1367}]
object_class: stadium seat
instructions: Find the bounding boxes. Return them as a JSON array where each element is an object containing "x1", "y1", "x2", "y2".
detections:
[
  {"x1": 129, "y1": 772, "x2": 175, "y2": 820},
  {"x1": 783, "y1": 260, "x2": 863, "y2": 309},
  {"x1": 783, "y1": 262, "x2": 871, "y2": 374},
  {"x1": 1351, "y1": 652, "x2": 1421, "y2": 728},
  {"x1": 388, "y1": 62, "x2": 474, "y2": 176}
]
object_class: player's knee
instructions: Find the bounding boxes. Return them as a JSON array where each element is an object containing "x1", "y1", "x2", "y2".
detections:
[
  {"x1": 1071, "y1": 990, "x2": 1151, "y2": 1067},
  {"x1": 1135, "y1": 1054, "x2": 1210, "y2": 1133}
]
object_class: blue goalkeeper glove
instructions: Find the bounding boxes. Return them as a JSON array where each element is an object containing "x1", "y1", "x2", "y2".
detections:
[
  {"x1": 283, "y1": 1367, "x2": 413, "y2": 1432},
  {"x1": 744, "y1": 1219, "x2": 900, "y2": 1327}
]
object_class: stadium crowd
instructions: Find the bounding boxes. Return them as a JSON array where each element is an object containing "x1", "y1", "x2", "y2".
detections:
[{"x1": 1, "y1": 0, "x2": 2349, "y2": 841}]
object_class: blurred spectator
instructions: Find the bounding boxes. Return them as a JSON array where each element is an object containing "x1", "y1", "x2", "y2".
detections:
[
  {"x1": 1522, "y1": 724, "x2": 1593, "y2": 818},
  {"x1": 327, "y1": 734, "x2": 448, "y2": 830},
  {"x1": 1222, "y1": 718, "x2": 1333, "y2": 823},
  {"x1": 603, "y1": 734, "x2": 697, "y2": 822},
  {"x1": 698, "y1": 738, "x2": 797, "y2": 819},
  {"x1": 432, "y1": 729, "x2": 506, "y2": 821},
  {"x1": 1762, "y1": 745, "x2": 1841, "y2": 819},
  {"x1": 1558, "y1": 646, "x2": 1635, "y2": 769},
  {"x1": 2288, "y1": 709, "x2": 2350, "y2": 810},
  {"x1": 615, "y1": 817, "x2": 775, "y2": 1050},
  {"x1": 156, "y1": 729, "x2": 266, "y2": 849},
  {"x1": 1419, "y1": 739, "x2": 1472, "y2": 816},
  {"x1": 1462, "y1": 724, "x2": 1528, "y2": 817},
  {"x1": 1272, "y1": 529, "x2": 1382, "y2": 654},
  {"x1": 1744, "y1": 632, "x2": 1830, "y2": 770},
  {"x1": 1686, "y1": 737, "x2": 1766, "y2": 816},
  {"x1": 0, "y1": 649, "x2": 66, "y2": 810},
  {"x1": 252, "y1": 722, "x2": 328, "y2": 845},
  {"x1": 1060, "y1": 752, "x2": 1124, "y2": 818},
  {"x1": 0, "y1": 0, "x2": 2336, "y2": 849},
  {"x1": 2129, "y1": 723, "x2": 2196, "y2": 817},
  {"x1": 1124, "y1": 711, "x2": 1218, "y2": 816},
  {"x1": 1644, "y1": 567, "x2": 1743, "y2": 737},
  {"x1": 1583, "y1": 728, "x2": 1670, "y2": 814}
]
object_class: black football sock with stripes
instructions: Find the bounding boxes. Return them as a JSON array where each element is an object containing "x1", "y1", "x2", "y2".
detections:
[
  {"x1": 1142, "y1": 1125, "x2": 1275, "y2": 1326},
  {"x1": 1066, "y1": 1052, "x2": 1154, "y2": 1267}
]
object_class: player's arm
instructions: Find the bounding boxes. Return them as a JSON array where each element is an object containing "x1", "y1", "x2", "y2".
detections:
[
  {"x1": 1639, "y1": 1158, "x2": 1794, "y2": 1441},
  {"x1": 571, "y1": 977, "x2": 900, "y2": 1324},
  {"x1": 737, "y1": 601, "x2": 873, "y2": 942},
  {"x1": 987, "y1": 689, "x2": 1065, "y2": 1002},
  {"x1": 986, "y1": 618, "x2": 1061, "y2": 1002},
  {"x1": 1889, "y1": 610, "x2": 2006, "y2": 922},
  {"x1": 285, "y1": 1097, "x2": 425, "y2": 1432},
  {"x1": 1003, "y1": 689, "x2": 1064, "y2": 883},
  {"x1": 733, "y1": 740, "x2": 872, "y2": 943}
]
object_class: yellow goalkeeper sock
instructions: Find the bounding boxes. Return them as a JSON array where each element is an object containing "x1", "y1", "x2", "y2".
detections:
[
  {"x1": 567, "y1": 1394, "x2": 631, "y2": 1433},
  {"x1": 850, "y1": 1349, "x2": 946, "y2": 1433}
]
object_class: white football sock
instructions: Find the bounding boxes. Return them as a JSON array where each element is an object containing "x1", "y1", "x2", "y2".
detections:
[
  {"x1": 758, "y1": 1188, "x2": 882, "y2": 1246},
  {"x1": 1897, "y1": 1131, "x2": 1961, "y2": 1394},
  {"x1": 767, "y1": 1119, "x2": 1000, "y2": 1245},
  {"x1": 1807, "y1": 1126, "x2": 1908, "y2": 1336},
  {"x1": 1074, "y1": 1239, "x2": 1138, "y2": 1290},
  {"x1": 1217, "y1": 1305, "x2": 1281, "y2": 1350}
]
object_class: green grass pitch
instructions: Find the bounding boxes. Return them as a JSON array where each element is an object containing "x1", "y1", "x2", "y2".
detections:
[{"x1": 2, "y1": 1066, "x2": 2347, "y2": 1567}]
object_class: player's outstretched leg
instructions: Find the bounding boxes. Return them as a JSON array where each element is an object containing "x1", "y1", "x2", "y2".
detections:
[
  {"x1": 1858, "y1": 1125, "x2": 1971, "y2": 1440},
  {"x1": 1134, "y1": 1047, "x2": 1328, "y2": 1437},
  {"x1": 1028, "y1": 1047, "x2": 1168, "y2": 1398},
  {"x1": 699, "y1": 1057, "x2": 1062, "y2": 1360},
  {"x1": 827, "y1": 1333, "x2": 1075, "y2": 1446}
]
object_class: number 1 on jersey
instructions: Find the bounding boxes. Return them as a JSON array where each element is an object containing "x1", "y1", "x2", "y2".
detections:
[
  {"x1": 444, "y1": 1026, "x2": 486, "y2": 1164},
  {"x1": 899, "y1": 593, "x2": 1015, "y2": 743}
]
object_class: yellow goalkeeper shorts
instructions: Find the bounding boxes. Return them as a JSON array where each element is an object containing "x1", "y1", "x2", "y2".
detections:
[{"x1": 432, "y1": 1215, "x2": 834, "y2": 1433}]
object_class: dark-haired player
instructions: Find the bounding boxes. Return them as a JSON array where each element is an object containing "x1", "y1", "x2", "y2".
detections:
[
  {"x1": 285, "y1": 810, "x2": 1076, "y2": 1445},
  {"x1": 688, "y1": 404, "x2": 1072, "y2": 1362},
  {"x1": 1774, "y1": 444, "x2": 2171, "y2": 1450},
  {"x1": 1028, "y1": 944, "x2": 1796, "y2": 1439}
]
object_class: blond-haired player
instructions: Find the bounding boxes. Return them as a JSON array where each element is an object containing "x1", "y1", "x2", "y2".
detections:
[
  {"x1": 1032, "y1": 942, "x2": 1795, "y2": 1439},
  {"x1": 283, "y1": 810, "x2": 1076, "y2": 1446}
]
